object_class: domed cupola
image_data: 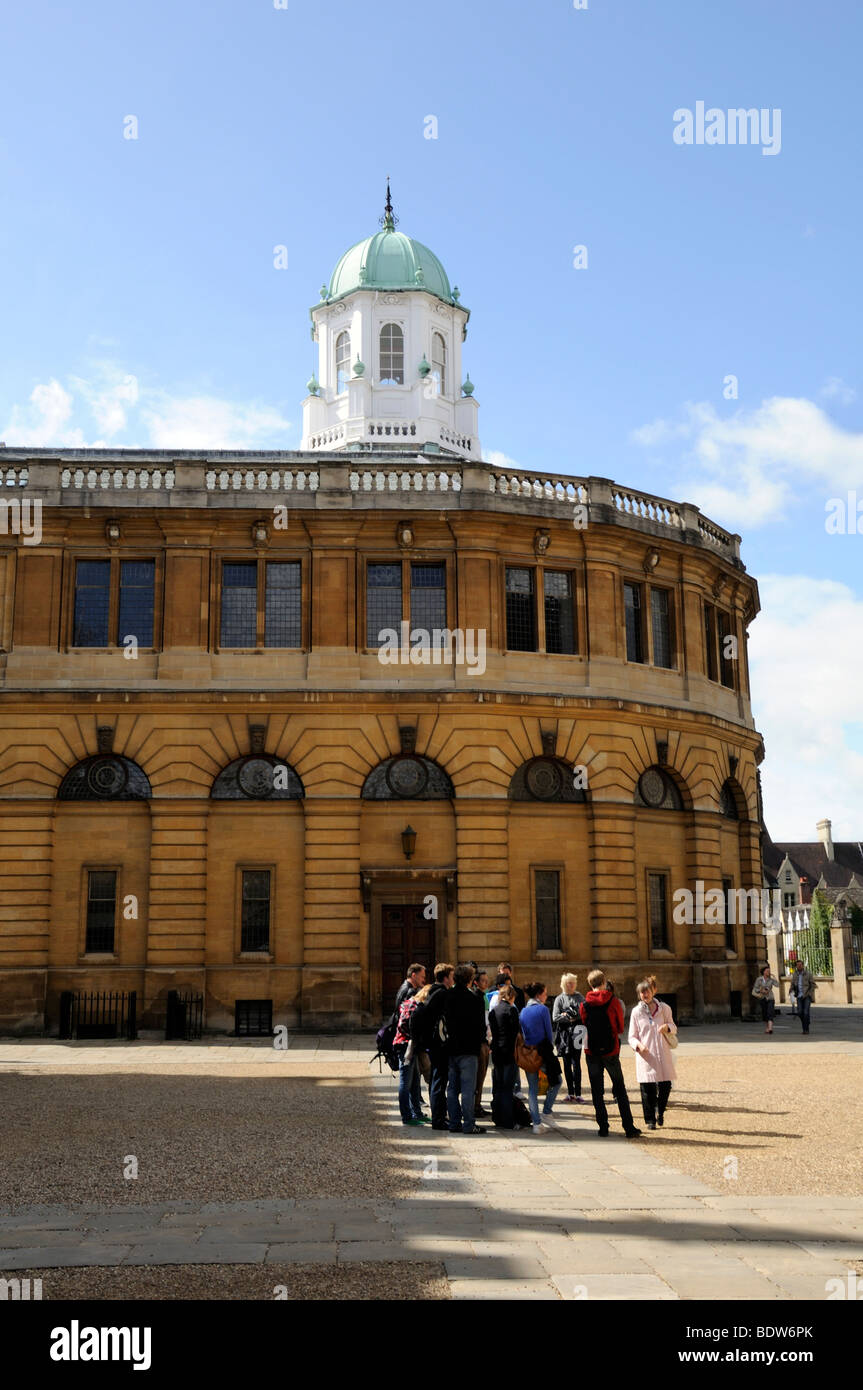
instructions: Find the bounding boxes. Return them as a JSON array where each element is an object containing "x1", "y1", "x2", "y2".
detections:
[{"x1": 301, "y1": 182, "x2": 480, "y2": 459}]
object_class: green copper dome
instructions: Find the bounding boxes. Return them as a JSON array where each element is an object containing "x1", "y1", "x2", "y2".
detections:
[
  {"x1": 321, "y1": 182, "x2": 460, "y2": 308},
  {"x1": 327, "y1": 228, "x2": 454, "y2": 303}
]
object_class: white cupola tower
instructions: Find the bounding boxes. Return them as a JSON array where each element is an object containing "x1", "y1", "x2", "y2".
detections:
[{"x1": 301, "y1": 183, "x2": 480, "y2": 458}]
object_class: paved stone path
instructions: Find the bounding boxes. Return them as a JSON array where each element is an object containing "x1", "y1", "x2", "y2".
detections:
[{"x1": 2, "y1": 1067, "x2": 862, "y2": 1300}]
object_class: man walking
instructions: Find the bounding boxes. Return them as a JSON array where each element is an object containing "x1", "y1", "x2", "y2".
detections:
[
  {"x1": 580, "y1": 968, "x2": 641, "y2": 1138},
  {"x1": 791, "y1": 959, "x2": 815, "y2": 1034},
  {"x1": 444, "y1": 964, "x2": 487, "y2": 1134}
]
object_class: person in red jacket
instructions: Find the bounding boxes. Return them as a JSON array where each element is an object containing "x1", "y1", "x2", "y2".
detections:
[{"x1": 579, "y1": 969, "x2": 641, "y2": 1138}]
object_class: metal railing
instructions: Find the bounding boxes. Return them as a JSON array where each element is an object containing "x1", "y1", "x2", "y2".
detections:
[{"x1": 59, "y1": 990, "x2": 137, "y2": 1040}]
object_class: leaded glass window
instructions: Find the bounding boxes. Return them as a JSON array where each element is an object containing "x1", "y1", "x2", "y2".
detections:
[
  {"x1": 544, "y1": 571, "x2": 575, "y2": 654},
  {"x1": 410, "y1": 563, "x2": 446, "y2": 633},
  {"x1": 265, "y1": 562, "x2": 301, "y2": 648},
  {"x1": 220, "y1": 563, "x2": 257, "y2": 648},
  {"x1": 624, "y1": 582, "x2": 644, "y2": 663},
  {"x1": 648, "y1": 872, "x2": 669, "y2": 950},
  {"x1": 506, "y1": 567, "x2": 536, "y2": 651},
  {"x1": 73, "y1": 561, "x2": 111, "y2": 647},
  {"x1": 367, "y1": 563, "x2": 402, "y2": 647},
  {"x1": 119, "y1": 560, "x2": 155, "y2": 648},
  {"x1": 650, "y1": 587, "x2": 673, "y2": 668},
  {"x1": 535, "y1": 870, "x2": 561, "y2": 950}
]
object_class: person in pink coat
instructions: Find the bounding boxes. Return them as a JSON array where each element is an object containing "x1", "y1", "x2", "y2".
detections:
[{"x1": 628, "y1": 978, "x2": 677, "y2": 1129}]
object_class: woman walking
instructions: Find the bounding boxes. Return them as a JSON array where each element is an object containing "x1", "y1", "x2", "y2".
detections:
[
  {"x1": 628, "y1": 978, "x2": 677, "y2": 1129},
  {"x1": 752, "y1": 964, "x2": 780, "y2": 1034},
  {"x1": 553, "y1": 972, "x2": 586, "y2": 1103},
  {"x1": 520, "y1": 982, "x2": 563, "y2": 1132}
]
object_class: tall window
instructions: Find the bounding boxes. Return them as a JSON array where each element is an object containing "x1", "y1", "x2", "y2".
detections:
[
  {"x1": 241, "y1": 870, "x2": 271, "y2": 953},
  {"x1": 367, "y1": 561, "x2": 448, "y2": 647},
  {"x1": 704, "y1": 603, "x2": 718, "y2": 681},
  {"x1": 506, "y1": 568, "x2": 536, "y2": 651},
  {"x1": 220, "y1": 561, "x2": 302, "y2": 649},
  {"x1": 535, "y1": 870, "x2": 561, "y2": 951},
  {"x1": 367, "y1": 563, "x2": 403, "y2": 647},
  {"x1": 704, "y1": 602, "x2": 736, "y2": 688},
  {"x1": 86, "y1": 870, "x2": 117, "y2": 953},
  {"x1": 431, "y1": 332, "x2": 446, "y2": 394},
  {"x1": 650, "y1": 587, "x2": 673, "y2": 668},
  {"x1": 717, "y1": 610, "x2": 736, "y2": 689},
  {"x1": 335, "y1": 331, "x2": 351, "y2": 393},
  {"x1": 379, "y1": 323, "x2": 404, "y2": 384},
  {"x1": 624, "y1": 582, "x2": 645, "y2": 663},
  {"x1": 648, "y1": 872, "x2": 669, "y2": 950},
  {"x1": 544, "y1": 571, "x2": 575, "y2": 654},
  {"x1": 410, "y1": 563, "x2": 446, "y2": 631},
  {"x1": 73, "y1": 559, "x2": 155, "y2": 648}
]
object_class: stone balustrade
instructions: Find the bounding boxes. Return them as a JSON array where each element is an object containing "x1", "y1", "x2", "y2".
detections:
[{"x1": 0, "y1": 446, "x2": 742, "y2": 564}]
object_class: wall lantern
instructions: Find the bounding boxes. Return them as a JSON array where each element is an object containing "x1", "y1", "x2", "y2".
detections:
[{"x1": 401, "y1": 825, "x2": 417, "y2": 861}]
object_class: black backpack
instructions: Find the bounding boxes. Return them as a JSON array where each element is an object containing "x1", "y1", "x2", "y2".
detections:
[
  {"x1": 582, "y1": 998, "x2": 616, "y2": 1056},
  {"x1": 370, "y1": 1019, "x2": 399, "y2": 1073}
]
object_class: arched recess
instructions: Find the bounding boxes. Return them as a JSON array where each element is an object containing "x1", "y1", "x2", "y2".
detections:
[
  {"x1": 633, "y1": 765, "x2": 685, "y2": 811},
  {"x1": 509, "y1": 756, "x2": 587, "y2": 803},
  {"x1": 58, "y1": 754, "x2": 151, "y2": 801},
  {"x1": 719, "y1": 778, "x2": 744, "y2": 820},
  {"x1": 210, "y1": 754, "x2": 304, "y2": 800},
  {"x1": 361, "y1": 753, "x2": 453, "y2": 800}
]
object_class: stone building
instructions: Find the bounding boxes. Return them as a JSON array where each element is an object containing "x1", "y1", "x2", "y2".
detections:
[{"x1": 0, "y1": 193, "x2": 765, "y2": 1032}]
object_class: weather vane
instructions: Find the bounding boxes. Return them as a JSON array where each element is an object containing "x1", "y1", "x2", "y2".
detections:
[{"x1": 379, "y1": 176, "x2": 399, "y2": 230}]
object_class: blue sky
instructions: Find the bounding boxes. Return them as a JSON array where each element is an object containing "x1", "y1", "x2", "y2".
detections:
[{"x1": 1, "y1": 0, "x2": 861, "y2": 839}]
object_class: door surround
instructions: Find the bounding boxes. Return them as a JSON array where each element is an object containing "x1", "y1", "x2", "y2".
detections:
[{"x1": 361, "y1": 867, "x2": 456, "y2": 1016}]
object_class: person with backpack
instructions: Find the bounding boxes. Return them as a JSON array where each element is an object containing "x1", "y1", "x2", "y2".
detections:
[
  {"x1": 413, "y1": 962, "x2": 454, "y2": 1129},
  {"x1": 395, "y1": 963, "x2": 426, "y2": 1012},
  {"x1": 489, "y1": 981, "x2": 520, "y2": 1129},
  {"x1": 496, "y1": 962, "x2": 526, "y2": 1012},
  {"x1": 443, "y1": 963, "x2": 487, "y2": 1134},
  {"x1": 394, "y1": 989, "x2": 427, "y2": 1125},
  {"x1": 579, "y1": 968, "x2": 641, "y2": 1139}
]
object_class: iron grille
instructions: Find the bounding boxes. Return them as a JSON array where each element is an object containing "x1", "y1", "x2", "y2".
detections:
[{"x1": 235, "y1": 999, "x2": 273, "y2": 1037}]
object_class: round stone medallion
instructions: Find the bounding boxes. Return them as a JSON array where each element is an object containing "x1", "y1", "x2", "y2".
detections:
[
  {"x1": 238, "y1": 757, "x2": 275, "y2": 798},
  {"x1": 525, "y1": 758, "x2": 563, "y2": 801},
  {"x1": 386, "y1": 755, "x2": 428, "y2": 798},
  {"x1": 638, "y1": 768, "x2": 666, "y2": 807},
  {"x1": 86, "y1": 756, "x2": 128, "y2": 798}
]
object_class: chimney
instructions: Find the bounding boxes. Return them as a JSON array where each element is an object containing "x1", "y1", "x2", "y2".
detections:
[{"x1": 816, "y1": 818, "x2": 834, "y2": 862}]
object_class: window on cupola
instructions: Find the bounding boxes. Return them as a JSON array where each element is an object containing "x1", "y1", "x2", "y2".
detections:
[
  {"x1": 432, "y1": 332, "x2": 446, "y2": 395},
  {"x1": 379, "y1": 323, "x2": 404, "y2": 384},
  {"x1": 335, "y1": 332, "x2": 351, "y2": 393}
]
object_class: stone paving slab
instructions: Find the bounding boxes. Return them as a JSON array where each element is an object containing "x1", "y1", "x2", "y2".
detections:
[
  {"x1": 552, "y1": 1273, "x2": 678, "y2": 1300},
  {"x1": 449, "y1": 1278, "x2": 561, "y2": 1300}
]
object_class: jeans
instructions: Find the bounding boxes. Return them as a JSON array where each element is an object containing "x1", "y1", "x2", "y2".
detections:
[
  {"x1": 491, "y1": 1060, "x2": 517, "y2": 1128},
  {"x1": 447, "y1": 1054, "x2": 479, "y2": 1132},
  {"x1": 640, "y1": 1080, "x2": 672, "y2": 1124},
  {"x1": 396, "y1": 1045, "x2": 423, "y2": 1121},
  {"x1": 527, "y1": 1069, "x2": 561, "y2": 1125},
  {"x1": 429, "y1": 1048, "x2": 448, "y2": 1126},
  {"x1": 586, "y1": 1053, "x2": 636, "y2": 1133},
  {"x1": 797, "y1": 995, "x2": 811, "y2": 1032},
  {"x1": 563, "y1": 1050, "x2": 583, "y2": 1097},
  {"x1": 475, "y1": 1041, "x2": 490, "y2": 1110}
]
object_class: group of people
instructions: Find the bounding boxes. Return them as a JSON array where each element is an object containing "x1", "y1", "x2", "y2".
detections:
[
  {"x1": 390, "y1": 960, "x2": 678, "y2": 1138},
  {"x1": 751, "y1": 959, "x2": 816, "y2": 1034}
]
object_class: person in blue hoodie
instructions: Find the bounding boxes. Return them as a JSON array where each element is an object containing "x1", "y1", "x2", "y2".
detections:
[{"x1": 519, "y1": 982, "x2": 562, "y2": 1132}]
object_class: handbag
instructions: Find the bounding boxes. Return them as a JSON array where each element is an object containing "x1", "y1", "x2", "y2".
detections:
[
  {"x1": 664, "y1": 1031, "x2": 678, "y2": 1050},
  {"x1": 515, "y1": 1033, "x2": 543, "y2": 1074}
]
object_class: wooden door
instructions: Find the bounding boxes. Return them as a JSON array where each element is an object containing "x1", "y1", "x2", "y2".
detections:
[{"x1": 381, "y1": 903, "x2": 434, "y2": 1014}]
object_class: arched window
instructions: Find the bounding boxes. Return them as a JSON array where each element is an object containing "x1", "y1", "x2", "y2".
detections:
[
  {"x1": 335, "y1": 331, "x2": 351, "y2": 393},
  {"x1": 58, "y1": 755, "x2": 151, "y2": 801},
  {"x1": 211, "y1": 755, "x2": 303, "y2": 800},
  {"x1": 634, "y1": 766, "x2": 684, "y2": 811},
  {"x1": 431, "y1": 332, "x2": 446, "y2": 395},
  {"x1": 509, "y1": 757, "x2": 587, "y2": 803},
  {"x1": 379, "y1": 323, "x2": 404, "y2": 385},
  {"x1": 362, "y1": 753, "x2": 452, "y2": 800}
]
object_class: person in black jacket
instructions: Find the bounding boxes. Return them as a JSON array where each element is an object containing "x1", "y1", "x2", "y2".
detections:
[
  {"x1": 443, "y1": 964, "x2": 487, "y2": 1135},
  {"x1": 413, "y1": 963, "x2": 454, "y2": 1129},
  {"x1": 489, "y1": 982, "x2": 521, "y2": 1129},
  {"x1": 395, "y1": 963, "x2": 426, "y2": 1012}
]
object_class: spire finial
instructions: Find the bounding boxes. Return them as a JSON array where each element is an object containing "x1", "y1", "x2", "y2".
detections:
[{"x1": 380, "y1": 176, "x2": 397, "y2": 231}]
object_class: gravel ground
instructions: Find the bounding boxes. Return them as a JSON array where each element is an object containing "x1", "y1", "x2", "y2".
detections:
[
  {"x1": 0, "y1": 1061, "x2": 402, "y2": 1210},
  {"x1": 615, "y1": 1051, "x2": 863, "y2": 1197},
  {"x1": 16, "y1": 1262, "x2": 449, "y2": 1301}
]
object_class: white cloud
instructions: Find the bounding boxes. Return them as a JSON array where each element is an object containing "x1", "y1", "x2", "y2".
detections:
[
  {"x1": 820, "y1": 376, "x2": 857, "y2": 405},
  {"x1": 483, "y1": 448, "x2": 522, "y2": 470},
  {"x1": 2, "y1": 366, "x2": 290, "y2": 450},
  {"x1": 750, "y1": 573, "x2": 863, "y2": 841},
  {"x1": 142, "y1": 395, "x2": 290, "y2": 449},
  {"x1": 631, "y1": 396, "x2": 863, "y2": 526}
]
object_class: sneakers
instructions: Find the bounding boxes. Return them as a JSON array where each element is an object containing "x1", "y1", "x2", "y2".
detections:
[
  {"x1": 402, "y1": 1118, "x2": 424, "y2": 1126},
  {"x1": 574, "y1": 1096, "x2": 588, "y2": 1104},
  {"x1": 463, "y1": 1127, "x2": 487, "y2": 1135},
  {"x1": 564, "y1": 1094, "x2": 577, "y2": 1103},
  {"x1": 541, "y1": 1114, "x2": 560, "y2": 1127},
  {"x1": 625, "y1": 1128, "x2": 643, "y2": 1139}
]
